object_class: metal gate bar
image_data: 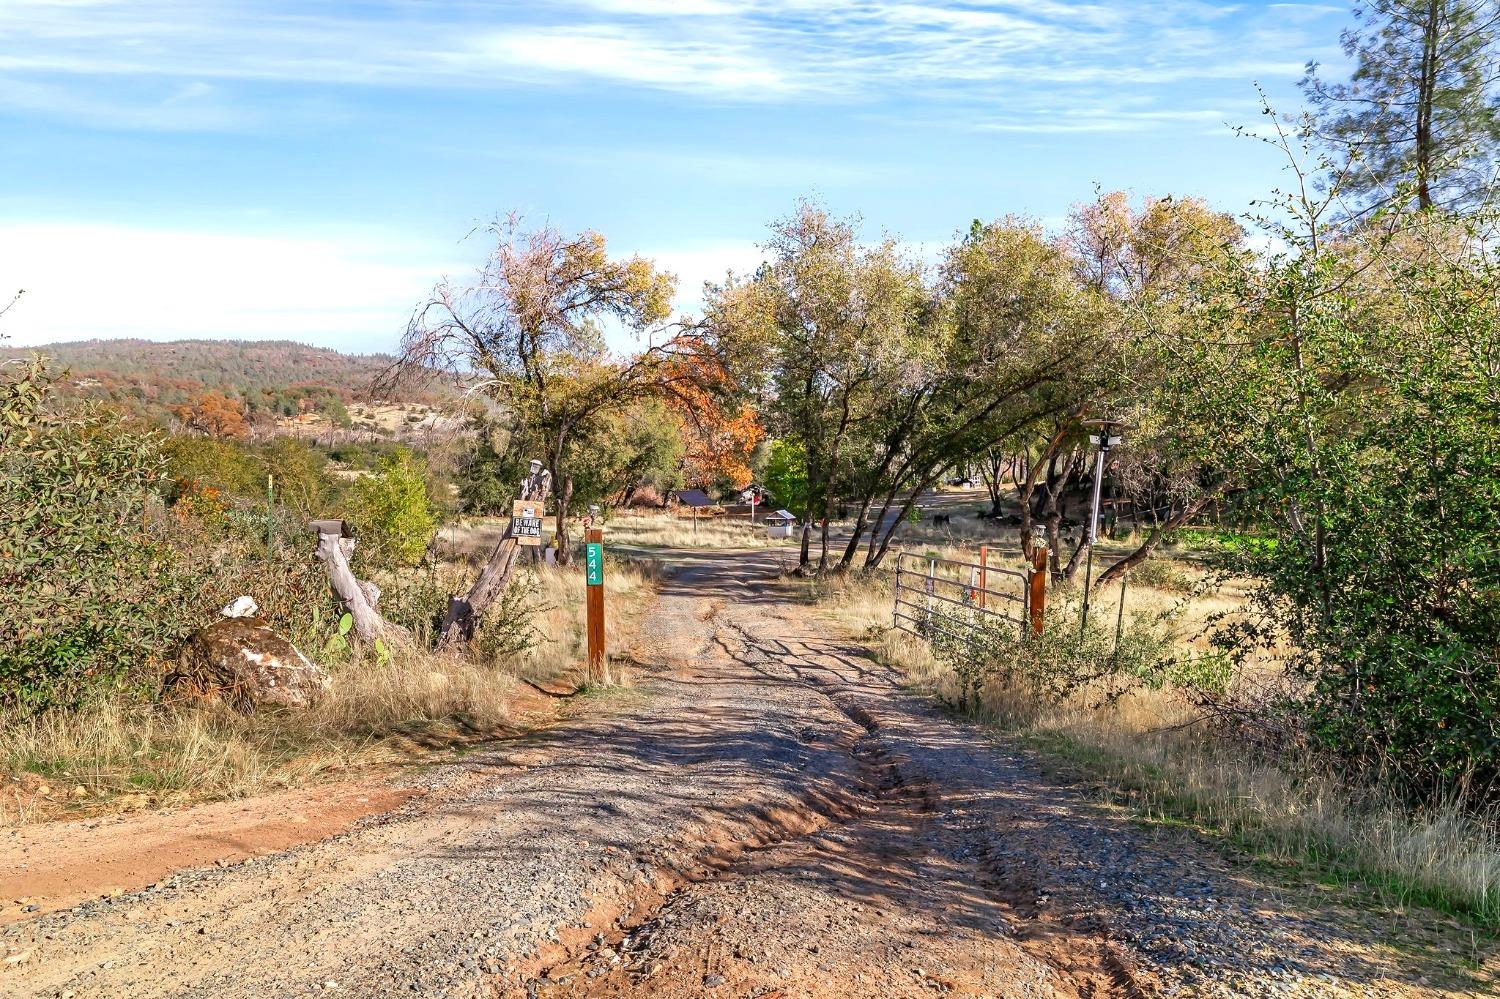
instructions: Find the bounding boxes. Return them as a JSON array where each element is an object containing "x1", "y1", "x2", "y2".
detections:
[{"x1": 892, "y1": 550, "x2": 1030, "y2": 643}]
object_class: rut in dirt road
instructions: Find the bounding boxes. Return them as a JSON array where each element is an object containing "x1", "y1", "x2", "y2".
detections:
[{"x1": 1, "y1": 550, "x2": 1474, "y2": 999}]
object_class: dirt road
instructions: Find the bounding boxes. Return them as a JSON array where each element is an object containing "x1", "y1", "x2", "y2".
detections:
[{"x1": 1, "y1": 550, "x2": 1487, "y2": 998}]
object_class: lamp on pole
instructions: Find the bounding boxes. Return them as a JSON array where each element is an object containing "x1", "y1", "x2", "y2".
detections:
[{"x1": 1080, "y1": 419, "x2": 1124, "y2": 635}]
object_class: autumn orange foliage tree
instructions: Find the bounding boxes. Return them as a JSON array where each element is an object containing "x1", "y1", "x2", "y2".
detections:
[
  {"x1": 173, "y1": 391, "x2": 248, "y2": 439},
  {"x1": 666, "y1": 352, "x2": 764, "y2": 490}
]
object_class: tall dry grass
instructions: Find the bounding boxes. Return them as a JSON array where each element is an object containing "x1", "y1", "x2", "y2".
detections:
[
  {"x1": 599, "y1": 512, "x2": 793, "y2": 549},
  {"x1": 806, "y1": 553, "x2": 1500, "y2": 927},
  {"x1": 0, "y1": 559, "x2": 661, "y2": 824}
]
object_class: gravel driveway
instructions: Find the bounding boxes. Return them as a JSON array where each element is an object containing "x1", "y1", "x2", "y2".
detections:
[{"x1": 1, "y1": 549, "x2": 1488, "y2": 998}]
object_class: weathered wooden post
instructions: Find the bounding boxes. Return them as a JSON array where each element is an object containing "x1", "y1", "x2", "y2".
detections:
[
  {"x1": 1028, "y1": 541, "x2": 1048, "y2": 637},
  {"x1": 310, "y1": 519, "x2": 399, "y2": 643},
  {"x1": 438, "y1": 461, "x2": 550, "y2": 647},
  {"x1": 585, "y1": 526, "x2": 606, "y2": 685},
  {"x1": 1112, "y1": 570, "x2": 1129, "y2": 659},
  {"x1": 977, "y1": 544, "x2": 989, "y2": 610}
]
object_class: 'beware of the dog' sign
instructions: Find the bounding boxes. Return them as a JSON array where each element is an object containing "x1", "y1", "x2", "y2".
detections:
[{"x1": 511, "y1": 500, "x2": 544, "y2": 546}]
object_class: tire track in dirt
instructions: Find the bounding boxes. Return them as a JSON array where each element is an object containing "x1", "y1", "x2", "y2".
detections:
[
  {"x1": 512, "y1": 602, "x2": 1138, "y2": 999},
  {"x1": 4, "y1": 549, "x2": 1485, "y2": 999},
  {"x1": 720, "y1": 616, "x2": 1146, "y2": 999}
]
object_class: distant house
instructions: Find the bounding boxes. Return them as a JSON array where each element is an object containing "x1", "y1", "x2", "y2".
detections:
[
  {"x1": 723, "y1": 483, "x2": 774, "y2": 522},
  {"x1": 738, "y1": 483, "x2": 773, "y2": 504}
]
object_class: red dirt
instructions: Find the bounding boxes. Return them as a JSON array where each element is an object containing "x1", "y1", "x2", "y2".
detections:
[{"x1": 0, "y1": 781, "x2": 416, "y2": 924}]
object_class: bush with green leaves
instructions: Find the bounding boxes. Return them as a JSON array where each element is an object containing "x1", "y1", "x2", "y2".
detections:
[
  {"x1": 349, "y1": 448, "x2": 438, "y2": 568},
  {"x1": 0, "y1": 359, "x2": 340, "y2": 710},
  {"x1": 1215, "y1": 247, "x2": 1500, "y2": 795},
  {"x1": 1156, "y1": 197, "x2": 1500, "y2": 799},
  {"x1": 163, "y1": 434, "x2": 334, "y2": 515},
  {"x1": 1, "y1": 361, "x2": 184, "y2": 708},
  {"x1": 929, "y1": 597, "x2": 1174, "y2": 715},
  {"x1": 762, "y1": 438, "x2": 811, "y2": 515}
]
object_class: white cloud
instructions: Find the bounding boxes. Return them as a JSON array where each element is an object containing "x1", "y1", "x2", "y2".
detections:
[
  {"x1": 644, "y1": 240, "x2": 766, "y2": 310},
  {"x1": 0, "y1": 0, "x2": 1346, "y2": 120},
  {"x1": 0, "y1": 224, "x2": 774, "y2": 353},
  {"x1": 0, "y1": 222, "x2": 454, "y2": 351},
  {"x1": 465, "y1": 26, "x2": 793, "y2": 96}
]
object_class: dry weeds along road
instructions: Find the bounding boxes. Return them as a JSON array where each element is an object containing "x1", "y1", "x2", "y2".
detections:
[{"x1": 1, "y1": 550, "x2": 1484, "y2": 999}]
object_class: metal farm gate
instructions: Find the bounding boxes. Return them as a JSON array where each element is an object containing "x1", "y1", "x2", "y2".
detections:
[{"x1": 892, "y1": 547, "x2": 1045, "y2": 646}]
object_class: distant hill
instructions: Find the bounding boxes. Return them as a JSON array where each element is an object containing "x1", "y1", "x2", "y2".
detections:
[
  {"x1": 4, "y1": 338, "x2": 450, "y2": 439},
  {"x1": 10, "y1": 338, "x2": 396, "y2": 395}
]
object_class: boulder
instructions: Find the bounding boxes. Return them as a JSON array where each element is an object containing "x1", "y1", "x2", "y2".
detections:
[{"x1": 169, "y1": 617, "x2": 330, "y2": 712}]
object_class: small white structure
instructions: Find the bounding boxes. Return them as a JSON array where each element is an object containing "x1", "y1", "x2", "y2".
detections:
[{"x1": 765, "y1": 509, "x2": 798, "y2": 540}]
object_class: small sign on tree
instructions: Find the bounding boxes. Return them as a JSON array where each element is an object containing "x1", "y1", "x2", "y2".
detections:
[{"x1": 511, "y1": 500, "x2": 544, "y2": 547}]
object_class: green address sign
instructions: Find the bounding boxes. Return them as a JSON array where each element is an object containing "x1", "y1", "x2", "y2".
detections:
[{"x1": 585, "y1": 543, "x2": 603, "y2": 586}]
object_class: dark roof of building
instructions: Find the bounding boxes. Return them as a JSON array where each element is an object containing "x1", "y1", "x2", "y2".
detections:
[{"x1": 672, "y1": 488, "x2": 715, "y2": 508}]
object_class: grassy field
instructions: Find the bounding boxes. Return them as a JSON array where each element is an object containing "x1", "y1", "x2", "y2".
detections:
[
  {"x1": 800, "y1": 495, "x2": 1500, "y2": 930},
  {"x1": 599, "y1": 510, "x2": 795, "y2": 549}
]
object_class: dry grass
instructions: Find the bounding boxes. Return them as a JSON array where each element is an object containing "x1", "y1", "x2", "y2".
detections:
[
  {"x1": 600, "y1": 512, "x2": 794, "y2": 549},
  {"x1": 0, "y1": 559, "x2": 661, "y2": 825},
  {"x1": 507, "y1": 557, "x2": 661, "y2": 683},
  {"x1": 806, "y1": 548, "x2": 1500, "y2": 928}
]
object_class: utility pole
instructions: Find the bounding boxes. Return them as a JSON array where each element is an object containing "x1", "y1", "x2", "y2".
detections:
[{"x1": 1080, "y1": 420, "x2": 1123, "y2": 635}]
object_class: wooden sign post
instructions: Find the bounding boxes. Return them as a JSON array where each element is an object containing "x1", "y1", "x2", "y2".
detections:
[
  {"x1": 1028, "y1": 542, "x2": 1048, "y2": 637},
  {"x1": 585, "y1": 526, "x2": 605, "y2": 685}
]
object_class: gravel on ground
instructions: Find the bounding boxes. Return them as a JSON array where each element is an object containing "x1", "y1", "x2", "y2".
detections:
[{"x1": 1, "y1": 548, "x2": 1491, "y2": 998}]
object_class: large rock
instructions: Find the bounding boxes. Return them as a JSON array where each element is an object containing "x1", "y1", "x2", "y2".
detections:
[{"x1": 169, "y1": 617, "x2": 330, "y2": 712}]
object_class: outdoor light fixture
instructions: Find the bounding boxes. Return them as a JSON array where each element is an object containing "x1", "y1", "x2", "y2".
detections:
[{"x1": 1080, "y1": 418, "x2": 1128, "y2": 634}]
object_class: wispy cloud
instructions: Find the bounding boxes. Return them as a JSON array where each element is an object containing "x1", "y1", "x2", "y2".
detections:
[{"x1": 0, "y1": 1, "x2": 1344, "y2": 128}]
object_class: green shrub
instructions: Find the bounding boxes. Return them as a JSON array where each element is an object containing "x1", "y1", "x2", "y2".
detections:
[
  {"x1": 1, "y1": 361, "x2": 182, "y2": 709},
  {"x1": 349, "y1": 448, "x2": 438, "y2": 568},
  {"x1": 929, "y1": 596, "x2": 1175, "y2": 713},
  {"x1": 0, "y1": 360, "x2": 338, "y2": 711}
]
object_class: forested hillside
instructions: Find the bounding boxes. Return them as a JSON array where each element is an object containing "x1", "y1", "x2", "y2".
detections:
[
  {"x1": 1, "y1": 338, "x2": 444, "y2": 434},
  {"x1": 9, "y1": 339, "x2": 394, "y2": 393}
]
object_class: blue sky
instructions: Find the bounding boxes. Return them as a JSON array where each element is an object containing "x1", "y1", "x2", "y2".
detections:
[{"x1": 0, "y1": 0, "x2": 1349, "y2": 352}]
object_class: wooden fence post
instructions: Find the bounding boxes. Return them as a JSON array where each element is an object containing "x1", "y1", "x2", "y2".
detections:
[
  {"x1": 1029, "y1": 542, "x2": 1048, "y2": 637},
  {"x1": 925, "y1": 557, "x2": 936, "y2": 631},
  {"x1": 585, "y1": 526, "x2": 606, "y2": 685},
  {"x1": 978, "y1": 544, "x2": 988, "y2": 610}
]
